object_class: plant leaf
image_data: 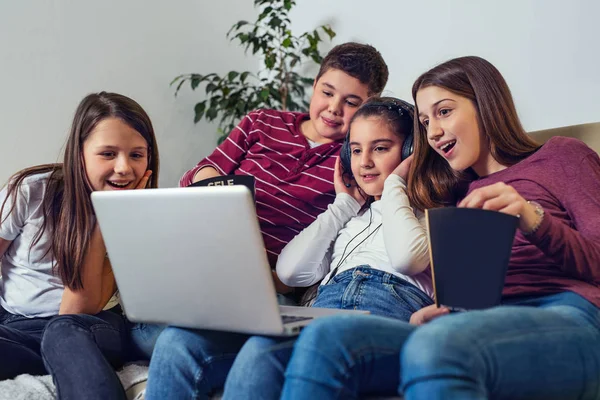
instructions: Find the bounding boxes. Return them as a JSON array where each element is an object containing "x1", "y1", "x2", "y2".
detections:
[
  {"x1": 206, "y1": 107, "x2": 218, "y2": 121},
  {"x1": 191, "y1": 75, "x2": 202, "y2": 90},
  {"x1": 260, "y1": 88, "x2": 270, "y2": 101},
  {"x1": 322, "y1": 25, "x2": 336, "y2": 39},
  {"x1": 228, "y1": 71, "x2": 239, "y2": 81},
  {"x1": 206, "y1": 83, "x2": 217, "y2": 93},
  {"x1": 174, "y1": 78, "x2": 187, "y2": 96},
  {"x1": 194, "y1": 102, "x2": 206, "y2": 123},
  {"x1": 170, "y1": 74, "x2": 185, "y2": 86}
]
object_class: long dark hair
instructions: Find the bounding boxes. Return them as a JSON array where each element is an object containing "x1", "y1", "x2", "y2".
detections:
[
  {"x1": 0, "y1": 92, "x2": 160, "y2": 289},
  {"x1": 408, "y1": 56, "x2": 540, "y2": 210}
]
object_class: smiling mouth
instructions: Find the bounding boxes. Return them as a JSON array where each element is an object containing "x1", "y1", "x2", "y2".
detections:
[
  {"x1": 440, "y1": 140, "x2": 456, "y2": 154},
  {"x1": 322, "y1": 116, "x2": 341, "y2": 127},
  {"x1": 107, "y1": 180, "x2": 131, "y2": 189},
  {"x1": 361, "y1": 174, "x2": 379, "y2": 181}
]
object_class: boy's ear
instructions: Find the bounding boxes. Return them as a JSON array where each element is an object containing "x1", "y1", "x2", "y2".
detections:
[{"x1": 312, "y1": 78, "x2": 317, "y2": 89}]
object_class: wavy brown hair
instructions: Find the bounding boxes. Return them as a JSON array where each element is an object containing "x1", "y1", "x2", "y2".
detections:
[
  {"x1": 407, "y1": 56, "x2": 540, "y2": 210},
  {"x1": 0, "y1": 92, "x2": 160, "y2": 289}
]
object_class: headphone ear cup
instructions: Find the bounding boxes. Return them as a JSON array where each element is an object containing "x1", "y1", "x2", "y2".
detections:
[
  {"x1": 401, "y1": 133, "x2": 414, "y2": 160},
  {"x1": 340, "y1": 138, "x2": 352, "y2": 176}
]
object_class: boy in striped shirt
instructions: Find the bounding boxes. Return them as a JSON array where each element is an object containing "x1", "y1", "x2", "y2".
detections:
[{"x1": 180, "y1": 42, "x2": 389, "y2": 293}]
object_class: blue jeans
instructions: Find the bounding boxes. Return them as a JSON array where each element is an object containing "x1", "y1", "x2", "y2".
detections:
[
  {"x1": 222, "y1": 267, "x2": 433, "y2": 399},
  {"x1": 41, "y1": 309, "x2": 130, "y2": 400},
  {"x1": 313, "y1": 267, "x2": 433, "y2": 320},
  {"x1": 0, "y1": 305, "x2": 52, "y2": 378},
  {"x1": 128, "y1": 321, "x2": 165, "y2": 361},
  {"x1": 276, "y1": 291, "x2": 600, "y2": 399},
  {"x1": 145, "y1": 294, "x2": 296, "y2": 400}
]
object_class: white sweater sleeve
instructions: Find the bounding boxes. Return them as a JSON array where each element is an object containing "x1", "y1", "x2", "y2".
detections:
[
  {"x1": 380, "y1": 174, "x2": 430, "y2": 275},
  {"x1": 276, "y1": 193, "x2": 361, "y2": 287}
]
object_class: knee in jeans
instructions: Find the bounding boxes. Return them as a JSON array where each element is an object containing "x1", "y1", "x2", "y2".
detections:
[
  {"x1": 230, "y1": 336, "x2": 287, "y2": 385},
  {"x1": 401, "y1": 318, "x2": 473, "y2": 374},
  {"x1": 238, "y1": 336, "x2": 278, "y2": 364},
  {"x1": 153, "y1": 326, "x2": 193, "y2": 356},
  {"x1": 296, "y1": 314, "x2": 370, "y2": 356},
  {"x1": 42, "y1": 315, "x2": 85, "y2": 344},
  {"x1": 41, "y1": 315, "x2": 90, "y2": 363}
]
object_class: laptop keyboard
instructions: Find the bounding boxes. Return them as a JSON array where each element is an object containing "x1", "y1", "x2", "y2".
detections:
[{"x1": 281, "y1": 315, "x2": 313, "y2": 324}]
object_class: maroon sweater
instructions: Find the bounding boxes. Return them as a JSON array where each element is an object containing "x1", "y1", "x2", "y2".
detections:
[{"x1": 466, "y1": 136, "x2": 600, "y2": 307}]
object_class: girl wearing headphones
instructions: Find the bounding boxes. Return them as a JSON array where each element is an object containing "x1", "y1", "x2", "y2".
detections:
[
  {"x1": 274, "y1": 96, "x2": 434, "y2": 320},
  {"x1": 219, "y1": 97, "x2": 435, "y2": 398}
]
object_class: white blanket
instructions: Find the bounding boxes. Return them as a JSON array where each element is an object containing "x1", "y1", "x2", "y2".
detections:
[{"x1": 0, "y1": 362, "x2": 149, "y2": 400}]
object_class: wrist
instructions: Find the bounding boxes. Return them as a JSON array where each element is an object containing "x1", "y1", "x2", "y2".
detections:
[{"x1": 522, "y1": 201, "x2": 544, "y2": 235}]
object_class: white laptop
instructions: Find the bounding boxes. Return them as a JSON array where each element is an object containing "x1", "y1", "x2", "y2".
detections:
[{"x1": 91, "y1": 185, "x2": 366, "y2": 336}]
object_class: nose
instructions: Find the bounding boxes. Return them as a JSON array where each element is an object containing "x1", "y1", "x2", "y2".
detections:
[
  {"x1": 114, "y1": 154, "x2": 133, "y2": 175},
  {"x1": 360, "y1": 151, "x2": 373, "y2": 168},
  {"x1": 328, "y1": 97, "x2": 343, "y2": 116},
  {"x1": 427, "y1": 119, "x2": 444, "y2": 142}
]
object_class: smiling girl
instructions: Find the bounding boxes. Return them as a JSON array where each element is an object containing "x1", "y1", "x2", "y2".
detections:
[
  {"x1": 274, "y1": 96, "x2": 433, "y2": 319},
  {"x1": 0, "y1": 92, "x2": 159, "y2": 399},
  {"x1": 250, "y1": 56, "x2": 600, "y2": 400}
]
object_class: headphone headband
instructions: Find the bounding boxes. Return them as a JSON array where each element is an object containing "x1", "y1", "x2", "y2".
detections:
[{"x1": 358, "y1": 99, "x2": 414, "y2": 119}]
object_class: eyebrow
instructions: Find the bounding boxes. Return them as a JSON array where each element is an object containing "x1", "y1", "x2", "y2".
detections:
[
  {"x1": 95, "y1": 145, "x2": 148, "y2": 151},
  {"x1": 349, "y1": 139, "x2": 394, "y2": 146},
  {"x1": 418, "y1": 98, "x2": 455, "y2": 118},
  {"x1": 322, "y1": 82, "x2": 365, "y2": 101}
]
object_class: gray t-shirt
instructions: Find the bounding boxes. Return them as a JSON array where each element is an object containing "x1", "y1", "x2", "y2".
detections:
[{"x1": 0, "y1": 172, "x2": 63, "y2": 317}]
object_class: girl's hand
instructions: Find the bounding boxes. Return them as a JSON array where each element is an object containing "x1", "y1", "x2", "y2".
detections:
[
  {"x1": 458, "y1": 182, "x2": 539, "y2": 233},
  {"x1": 391, "y1": 154, "x2": 414, "y2": 181},
  {"x1": 334, "y1": 157, "x2": 365, "y2": 206},
  {"x1": 135, "y1": 170, "x2": 152, "y2": 190},
  {"x1": 410, "y1": 304, "x2": 450, "y2": 325}
]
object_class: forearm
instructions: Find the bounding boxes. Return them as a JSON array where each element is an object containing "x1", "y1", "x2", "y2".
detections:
[
  {"x1": 529, "y1": 153, "x2": 600, "y2": 282},
  {"x1": 192, "y1": 166, "x2": 221, "y2": 183},
  {"x1": 527, "y1": 212, "x2": 600, "y2": 283},
  {"x1": 381, "y1": 175, "x2": 430, "y2": 275},
  {"x1": 277, "y1": 194, "x2": 360, "y2": 286}
]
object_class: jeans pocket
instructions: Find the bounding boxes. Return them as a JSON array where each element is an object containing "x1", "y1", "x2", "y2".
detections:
[
  {"x1": 385, "y1": 282, "x2": 433, "y2": 311},
  {"x1": 323, "y1": 270, "x2": 352, "y2": 286}
]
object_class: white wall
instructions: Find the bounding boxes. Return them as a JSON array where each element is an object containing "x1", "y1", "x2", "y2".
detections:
[
  {"x1": 291, "y1": 0, "x2": 600, "y2": 132},
  {"x1": 1, "y1": 0, "x2": 599, "y2": 186},
  {"x1": 0, "y1": 0, "x2": 256, "y2": 186}
]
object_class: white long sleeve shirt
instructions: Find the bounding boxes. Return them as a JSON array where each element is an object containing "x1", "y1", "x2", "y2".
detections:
[{"x1": 276, "y1": 174, "x2": 433, "y2": 298}]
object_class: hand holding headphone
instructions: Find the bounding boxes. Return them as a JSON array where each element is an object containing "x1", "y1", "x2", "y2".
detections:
[{"x1": 334, "y1": 157, "x2": 367, "y2": 205}]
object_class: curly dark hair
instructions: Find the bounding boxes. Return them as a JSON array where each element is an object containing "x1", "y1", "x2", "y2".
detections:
[{"x1": 315, "y1": 42, "x2": 389, "y2": 96}]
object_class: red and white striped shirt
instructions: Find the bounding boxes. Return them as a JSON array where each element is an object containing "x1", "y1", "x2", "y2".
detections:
[{"x1": 180, "y1": 109, "x2": 341, "y2": 267}]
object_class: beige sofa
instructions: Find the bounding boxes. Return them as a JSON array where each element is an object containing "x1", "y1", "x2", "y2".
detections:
[{"x1": 529, "y1": 121, "x2": 600, "y2": 153}]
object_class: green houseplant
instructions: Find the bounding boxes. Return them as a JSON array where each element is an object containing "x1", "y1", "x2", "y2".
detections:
[{"x1": 171, "y1": 0, "x2": 336, "y2": 143}]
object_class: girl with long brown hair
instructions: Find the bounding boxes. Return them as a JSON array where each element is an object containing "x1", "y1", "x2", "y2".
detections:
[
  {"x1": 0, "y1": 91, "x2": 159, "y2": 399},
  {"x1": 219, "y1": 56, "x2": 600, "y2": 400}
]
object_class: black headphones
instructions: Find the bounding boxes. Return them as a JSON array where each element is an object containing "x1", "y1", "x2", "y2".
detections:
[{"x1": 340, "y1": 99, "x2": 415, "y2": 187}]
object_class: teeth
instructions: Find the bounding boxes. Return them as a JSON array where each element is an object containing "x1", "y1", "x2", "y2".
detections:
[
  {"x1": 108, "y1": 181, "x2": 129, "y2": 188},
  {"x1": 441, "y1": 141, "x2": 456, "y2": 151}
]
